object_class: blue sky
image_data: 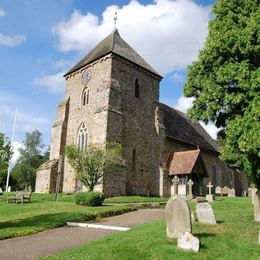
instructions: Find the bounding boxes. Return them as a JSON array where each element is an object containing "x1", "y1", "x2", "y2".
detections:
[{"x1": 0, "y1": 0, "x2": 216, "y2": 161}]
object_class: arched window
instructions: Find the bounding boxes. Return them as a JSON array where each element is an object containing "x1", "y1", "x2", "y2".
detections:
[
  {"x1": 135, "y1": 79, "x2": 140, "y2": 98},
  {"x1": 77, "y1": 124, "x2": 87, "y2": 150},
  {"x1": 132, "y1": 148, "x2": 136, "y2": 172},
  {"x1": 82, "y1": 88, "x2": 89, "y2": 106}
]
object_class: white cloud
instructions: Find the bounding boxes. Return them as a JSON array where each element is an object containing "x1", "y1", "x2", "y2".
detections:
[
  {"x1": 174, "y1": 96, "x2": 194, "y2": 112},
  {"x1": 53, "y1": 0, "x2": 211, "y2": 75},
  {"x1": 0, "y1": 9, "x2": 5, "y2": 17},
  {"x1": 10, "y1": 141, "x2": 23, "y2": 167},
  {"x1": 0, "y1": 33, "x2": 26, "y2": 47},
  {"x1": 199, "y1": 121, "x2": 219, "y2": 140},
  {"x1": 173, "y1": 95, "x2": 219, "y2": 139},
  {"x1": 33, "y1": 72, "x2": 66, "y2": 94}
]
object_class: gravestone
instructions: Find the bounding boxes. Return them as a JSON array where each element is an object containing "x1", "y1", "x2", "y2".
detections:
[
  {"x1": 196, "y1": 202, "x2": 217, "y2": 225},
  {"x1": 251, "y1": 188, "x2": 257, "y2": 205},
  {"x1": 178, "y1": 184, "x2": 187, "y2": 197},
  {"x1": 171, "y1": 176, "x2": 179, "y2": 197},
  {"x1": 177, "y1": 232, "x2": 200, "y2": 252},
  {"x1": 206, "y1": 182, "x2": 214, "y2": 202},
  {"x1": 187, "y1": 179, "x2": 194, "y2": 200},
  {"x1": 0, "y1": 187, "x2": 3, "y2": 195},
  {"x1": 165, "y1": 197, "x2": 192, "y2": 239},
  {"x1": 248, "y1": 188, "x2": 252, "y2": 197},
  {"x1": 215, "y1": 186, "x2": 221, "y2": 196},
  {"x1": 228, "y1": 188, "x2": 236, "y2": 197},
  {"x1": 254, "y1": 190, "x2": 260, "y2": 222},
  {"x1": 222, "y1": 186, "x2": 229, "y2": 196}
]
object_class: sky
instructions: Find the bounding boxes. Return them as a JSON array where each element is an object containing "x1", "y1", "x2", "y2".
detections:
[{"x1": 0, "y1": 0, "x2": 217, "y2": 164}]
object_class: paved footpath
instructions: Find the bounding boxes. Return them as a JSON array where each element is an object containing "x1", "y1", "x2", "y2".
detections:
[{"x1": 0, "y1": 208, "x2": 165, "y2": 260}]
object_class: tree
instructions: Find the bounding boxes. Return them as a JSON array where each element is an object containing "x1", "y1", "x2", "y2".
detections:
[
  {"x1": 184, "y1": 0, "x2": 260, "y2": 187},
  {"x1": 65, "y1": 142, "x2": 122, "y2": 191},
  {"x1": 11, "y1": 130, "x2": 47, "y2": 190},
  {"x1": 0, "y1": 133, "x2": 12, "y2": 188}
]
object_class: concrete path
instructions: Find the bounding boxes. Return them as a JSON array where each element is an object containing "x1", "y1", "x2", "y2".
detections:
[{"x1": 0, "y1": 208, "x2": 165, "y2": 260}]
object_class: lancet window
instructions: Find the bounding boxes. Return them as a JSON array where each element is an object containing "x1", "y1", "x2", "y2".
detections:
[{"x1": 77, "y1": 124, "x2": 88, "y2": 150}]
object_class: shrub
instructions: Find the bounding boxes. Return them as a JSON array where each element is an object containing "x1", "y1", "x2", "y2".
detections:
[{"x1": 75, "y1": 192, "x2": 105, "y2": 206}]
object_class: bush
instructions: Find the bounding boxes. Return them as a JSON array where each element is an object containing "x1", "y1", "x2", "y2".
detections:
[{"x1": 75, "y1": 192, "x2": 105, "y2": 206}]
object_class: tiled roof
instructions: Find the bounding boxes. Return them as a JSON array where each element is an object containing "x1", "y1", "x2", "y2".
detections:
[
  {"x1": 158, "y1": 103, "x2": 219, "y2": 153},
  {"x1": 167, "y1": 149, "x2": 200, "y2": 175},
  {"x1": 65, "y1": 29, "x2": 161, "y2": 77}
]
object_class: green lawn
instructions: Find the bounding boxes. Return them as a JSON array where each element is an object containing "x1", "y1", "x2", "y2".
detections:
[
  {"x1": 105, "y1": 196, "x2": 168, "y2": 204},
  {"x1": 0, "y1": 193, "x2": 135, "y2": 240},
  {"x1": 45, "y1": 197, "x2": 260, "y2": 260}
]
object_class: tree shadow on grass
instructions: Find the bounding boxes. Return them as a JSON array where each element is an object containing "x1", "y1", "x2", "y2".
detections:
[{"x1": 0, "y1": 212, "x2": 96, "y2": 230}]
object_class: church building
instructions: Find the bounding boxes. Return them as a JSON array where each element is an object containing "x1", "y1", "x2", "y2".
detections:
[{"x1": 35, "y1": 29, "x2": 248, "y2": 197}]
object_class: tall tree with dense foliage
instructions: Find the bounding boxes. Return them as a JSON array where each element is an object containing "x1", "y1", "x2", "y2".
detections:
[
  {"x1": 11, "y1": 130, "x2": 47, "y2": 190},
  {"x1": 184, "y1": 0, "x2": 260, "y2": 187},
  {"x1": 0, "y1": 133, "x2": 12, "y2": 188},
  {"x1": 65, "y1": 142, "x2": 122, "y2": 191}
]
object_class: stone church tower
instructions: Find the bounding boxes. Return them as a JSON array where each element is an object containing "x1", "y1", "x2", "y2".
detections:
[
  {"x1": 36, "y1": 29, "x2": 162, "y2": 196},
  {"x1": 35, "y1": 29, "x2": 248, "y2": 197}
]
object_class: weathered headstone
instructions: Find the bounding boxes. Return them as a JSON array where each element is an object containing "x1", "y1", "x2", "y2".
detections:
[
  {"x1": 196, "y1": 202, "x2": 217, "y2": 225},
  {"x1": 206, "y1": 182, "x2": 214, "y2": 202},
  {"x1": 228, "y1": 188, "x2": 236, "y2": 197},
  {"x1": 251, "y1": 188, "x2": 257, "y2": 205},
  {"x1": 165, "y1": 197, "x2": 192, "y2": 239},
  {"x1": 171, "y1": 176, "x2": 179, "y2": 197},
  {"x1": 248, "y1": 187, "x2": 252, "y2": 197},
  {"x1": 177, "y1": 232, "x2": 200, "y2": 252},
  {"x1": 215, "y1": 186, "x2": 221, "y2": 196},
  {"x1": 178, "y1": 184, "x2": 187, "y2": 197},
  {"x1": 254, "y1": 190, "x2": 260, "y2": 222},
  {"x1": 222, "y1": 186, "x2": 229, "y2": 196},
  {"x1": 187, "y1": 179, "x2": 194, "y2": 200}
]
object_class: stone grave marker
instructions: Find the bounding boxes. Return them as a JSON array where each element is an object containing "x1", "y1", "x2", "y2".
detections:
[
  {"x1": 222, "y1": 186, "x2": 229, "y2": 196},
  {"x1": 187, "y1": 179, "x2": 194, "y2": 200},
  {"x1": 248, "y1": 188, "x2": 252, "y2": 197},
  {"x1": 251, "y1": 188, "x2": 257, "y2": 205},
  {"x1": 171, "y1": 176, "x2": 179, "y2": 197},
  {"x1": 241, "y1": 190, "x2": 247, "y2": 197},
  {"x1": 178, "y1": 184, "x2": 187, "y2": 197},
  {"x1": 254, "y1": 190, "x2": 260, "y2": 222},
  {"x1": 196, "y1": 202, "x2": 217, "y2": 225},
  {"x1": 165, "y1": 197, "x2": 191, "y2": 239},
  {"x1": 177, "y1": 232, "x2": 200, "y2": 252},
  {"x1": 228, "y1": 188, "x2": 236, "y2": 197},
  {"x1": 206, "y1": 182, "x2": 214, "y2": 202},
  {"x1": 0, "y1": 187, "x2": 3, "y2": 195},
  {"x1": 215, "y1": 186, "x2": 221, "y2": 196}
]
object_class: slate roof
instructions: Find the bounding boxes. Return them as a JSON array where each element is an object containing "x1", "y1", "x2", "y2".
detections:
[
  {"x1": 167, "y1": 149, "x2": 200, "y2": 175},
  {"x1": 158, "y1": 103, "x2": 219, "y2": 153},
  {"x1": 65, "y1": 29, "x2": 161, "y2": 77}
]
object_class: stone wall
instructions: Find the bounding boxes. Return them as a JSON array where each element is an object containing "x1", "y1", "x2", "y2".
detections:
[
  {"x1": 61, "y1": 56, "x2": 113, "y2": 193},
  {"x1": 35, "y1": 160, "x2": 58, "y2": 193},
  {"x1": 108, "y1": 55, "x2": 161, "y2": 196}
]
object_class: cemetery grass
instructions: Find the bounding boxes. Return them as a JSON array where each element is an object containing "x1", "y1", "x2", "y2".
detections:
[
  {"x1": 0, "y1": 193, "x2": 135, "y2": 240},
  {"x1": 46, "y1": 197, "x2": 260, "y2": 260}
]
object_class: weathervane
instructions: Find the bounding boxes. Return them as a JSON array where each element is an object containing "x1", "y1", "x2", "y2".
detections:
[{"x1": 113, "y1": 10, "x2": 118, "y2": 30}]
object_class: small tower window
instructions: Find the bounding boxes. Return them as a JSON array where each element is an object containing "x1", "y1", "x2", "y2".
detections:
[
  {"x1": 132, "y1": 148, "x2": 136, "y2": 172},
  {"x1": 135, "y1": 79, "x2": 140, "y2": 98},
  {"x1": 77, "y1": 124, "x2": 87, "y2": 150},
  {"x1": 82, "y1": 88, "x2": 89, "y2": 106}
]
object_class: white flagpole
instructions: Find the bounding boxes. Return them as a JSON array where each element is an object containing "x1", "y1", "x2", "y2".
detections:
[{"x1": 5, "y1": 107, "x2": 18, "y2": 192}]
